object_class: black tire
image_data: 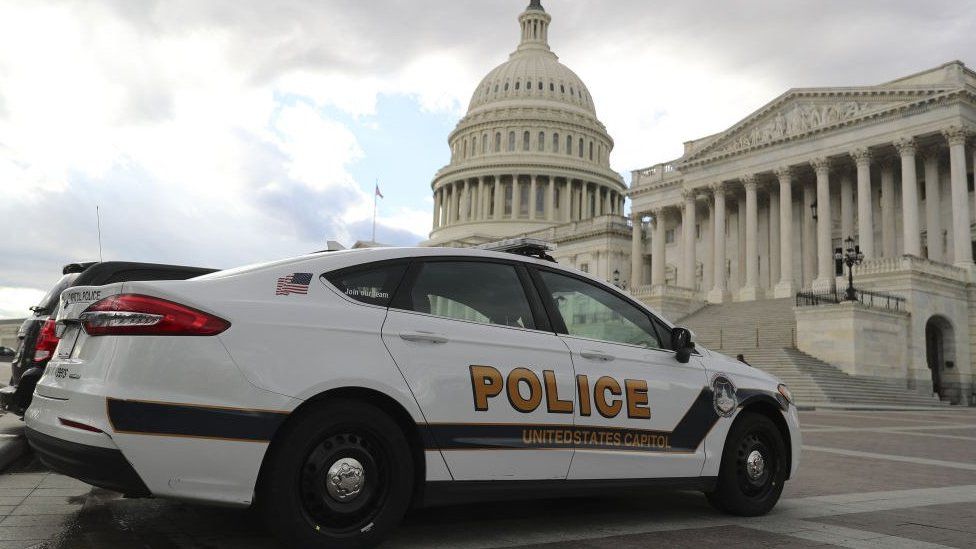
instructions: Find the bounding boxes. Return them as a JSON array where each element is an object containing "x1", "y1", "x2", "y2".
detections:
[
  {"x1": 706, "y1": 411, "x2": 787, "y2": 516},
  {"x1": 258, "y1": 399, "x2": 414, "y2": 549}
]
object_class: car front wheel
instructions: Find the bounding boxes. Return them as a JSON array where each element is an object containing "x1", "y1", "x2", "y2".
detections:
[
  {"x1": 258, "y1": 398, "x2": 414, "y2": 548},
  {"x1": 706, "y1": 411, "x2": 787, "y2": 516}
]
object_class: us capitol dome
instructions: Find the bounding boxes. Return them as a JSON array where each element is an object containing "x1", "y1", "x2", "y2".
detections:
[{"x1": 426, "y1": 0, "x2": 627, "y2": 247}]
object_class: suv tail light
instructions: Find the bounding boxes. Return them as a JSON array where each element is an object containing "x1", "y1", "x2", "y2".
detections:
[
  {"x1": 81, "y1": 294, "x2": 230, "y2": 336},
  {"x1": 33, "y1": 319, "x2": 60, "y2": 362}
]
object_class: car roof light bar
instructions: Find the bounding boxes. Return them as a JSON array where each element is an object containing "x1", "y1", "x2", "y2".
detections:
[{"x1": 475, "y1": 237, "x2": 557, "y2": 262}]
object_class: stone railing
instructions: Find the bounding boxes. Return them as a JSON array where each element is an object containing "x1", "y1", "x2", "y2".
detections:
[
  {"x1": 526, "y1": 214, "x2": 629, "y2": 241},
  {"x1": 632, "y1": 162, "x2": 681, "y2": 186},
  {"x1": 853, "y1": 255, "x2": 968, "y2": 283},
  {"x1": 630, "y1": 284, "x2": 700, "y2": 300}
]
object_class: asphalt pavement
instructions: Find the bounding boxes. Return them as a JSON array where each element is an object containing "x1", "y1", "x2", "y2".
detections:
[{"x1": 0, "y1": 408, "x2": 974, "y2": 548}]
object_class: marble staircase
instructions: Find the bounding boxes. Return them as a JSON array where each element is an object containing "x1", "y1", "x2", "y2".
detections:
[{"x1": 678, "y1": 298, "x2": 946, "y2": 407}]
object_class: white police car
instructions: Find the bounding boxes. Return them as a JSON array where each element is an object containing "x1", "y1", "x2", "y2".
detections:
[{"x1": 26, "y1": 241, "x2": 800, "y2": 548}]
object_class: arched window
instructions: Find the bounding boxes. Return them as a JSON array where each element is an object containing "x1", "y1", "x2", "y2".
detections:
[
  {"x1": 483, "y1": 133, "x2": 488, "y2": 154},
  {"x1": 463, "y1": 140, "x2": 467, "y2": 159},
  {"x1": 508, "y1": 131, "x2": 515, "y2": 152},
  {"x1": 560, "y1": 84, "x2": 565, "y2": 93},
  {"x1": 523, "y1": 131, "x2": 530, "y2": 151},
  {"x1": 538, "y1": 81, "x2": 543, "y2": 90},
  {"x1": 578, "y1": 138, "x2": 584, "y2": 158},
  {"x1": 570, "y1": 86, "x2": 574, "y2": 96},
  {"x1": 550, "y1": 83, "x2": 555, "y2": 91},
  {"x1": 566, "y1": 135, "x2": 572, "y2": 155},
  {"x1": 589, "y1": 141, "x2": 593, "y2": 160},
  {"x1": 472, "y1": 136, "x2": 478, "y2": 156},
  {"x1": 515, "y1": 81, "x2": 520, "y2": 90},
  {"x1": 553, "y1": 133, "x2": 560, "y2": 153},
  {"x1": 495, "y1": 132, "x2": 501, "y2": 152},
  {"x1": 538, "y1": 131, "x2": 545, "y2": 151},
  {"x1": 504, "y1": 82, "x2": 509, "y2": 91},
  {"x1": 494, "y1": 84, "x2": 499, "y2": 93}
]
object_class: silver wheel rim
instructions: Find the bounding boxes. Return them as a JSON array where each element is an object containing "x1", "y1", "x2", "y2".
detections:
[
  {"x1": 746, "y1": 450, "x2": 765, "y2": 480},
  {"x1": 325, "y1": 457, "x2": 365, "y2": 502}
]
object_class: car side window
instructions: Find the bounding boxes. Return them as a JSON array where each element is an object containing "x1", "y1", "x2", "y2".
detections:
[
  {"x1": 324, "y1": 262, "x2": 407, "y2": 307},
  {"x1": 538, "y1": 270, "x2": 663, "y2": 349},
  {"x1": 399, "y1": 261, "x2": 536, "y2": 330}
]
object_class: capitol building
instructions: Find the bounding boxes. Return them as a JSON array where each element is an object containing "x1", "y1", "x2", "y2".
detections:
[{"x1": 425, "y1": 2, "x2": 975, "y2": 407}]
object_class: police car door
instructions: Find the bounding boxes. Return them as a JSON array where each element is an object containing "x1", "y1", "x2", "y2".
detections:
[
  {"x1": 531, "y1": 268, "x2": 709, "y2": 479},
  {"x1": 382, "y1": 258, "x2": 576, "y2": 481}
]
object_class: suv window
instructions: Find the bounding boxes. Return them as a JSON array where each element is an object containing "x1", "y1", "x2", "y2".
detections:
[
  {"x1": 538, "y1": 270, "x2": 663, "y2": 349},
  {"x1": 33, "y1": 273, "x2": 79, "y2": 314},
  {"x1": 325, "y1": 262, "x2": 407, "y2": 307},
  {"x1": 400, "y1": 261, "x2": 536, "y2": 330}
]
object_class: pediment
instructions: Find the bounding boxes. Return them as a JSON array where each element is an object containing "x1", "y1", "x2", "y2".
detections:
[{"x1": 681, "y1": 85, "x2": 963, "y2": 165}]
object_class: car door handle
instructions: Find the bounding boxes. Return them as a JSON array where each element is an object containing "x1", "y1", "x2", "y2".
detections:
[
  {"x1": 580, "y1": 350, "x2": 615, "y2": 361},
  {"x1": 399, "y1": 331, "x2": 449, "y2": 344}
]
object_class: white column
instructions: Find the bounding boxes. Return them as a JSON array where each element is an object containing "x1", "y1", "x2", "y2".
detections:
[
  {"x1": 923, "y1": 149, "x2": 942, "y2": 262},
  {"x1": 840, "y1": 170, "x2": 854, "y2": 242},
  {"x1": 630, "y1": 212, "x2": 643, "y2": 289},
  {"x1": 493, "y1": 177, "x2": 503, "y2": 221},
  {"x1": 736, "y1": 195, "x2": 746, "y2": 291},
  {"x1": 881, "y1": 159, "x2": 897, "y2": 257},
  {"x1": 460, "y1": 181, "x2": 470, "y2": 222},
  {"x1": 682, "y1": 190, "x2": 697, "y2": 289},
  {"x1": 702, "y1": 193, "x2": 714, "y2": 294},
  {"x1": 561, "y1": 179, "x2": 572, "y2": 222},
  {"x1": 511, "y1": 175, "x2": 521, "y2": 219},
  {"x1": 652, "y1": 208, "x2": 667, "y2": 286},
  {"x1": 708, "y1": 182, "x2": 730, "y2": 303},
  {"x1": 852, "y1": 149, "x2": 874, "y2": 259},
  {"x1": 529, "y1": 175, "x2": 538, "y2": 220},
  {"x1": 432, "y1": 187, "x2": 441, "y2": 229},
  {"x1": 802, "y1": 180, "x2": 816, "y2": 288},
  {"x1": 895, "y1": 137, "x2": 921, "y2": 256},
  {"x1": 740, "y1": 176, "x2": 760, "y2": 300},
  {"x1": 546, "y1": 177, "x2": 555, "y2": 221},
  {"x1": 774, "y1": 167, "x2": 796, "y2": 297},
  {"x1": 768, "y1": 182, "x2": 781, "y2": 289},
  {"x1": 945, "y1": 126, "x2": 973, "y2": 267},
  {"x1": 812, "y1": 158, "x2": 834, "y2": 291},
  {"x1": 578, "y1": 183, "x2": 587, "y2": 220}
]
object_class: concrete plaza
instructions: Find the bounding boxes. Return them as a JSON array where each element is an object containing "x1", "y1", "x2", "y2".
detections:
[{"x1": 0, "y1": 408, "x2": 973, "y2": 548}]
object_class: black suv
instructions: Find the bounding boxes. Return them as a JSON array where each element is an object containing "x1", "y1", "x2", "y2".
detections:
[{"x1": 1, "y1": 261, "x2": 217, "y2": 414}]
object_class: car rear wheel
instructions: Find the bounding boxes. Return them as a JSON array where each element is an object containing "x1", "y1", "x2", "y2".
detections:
[
  {"x1": 258, "y1": 399, "x2": 414, "y2": 548},
  {"x1": 706, "y1": 411, "x2": 787, "y2": 516}
]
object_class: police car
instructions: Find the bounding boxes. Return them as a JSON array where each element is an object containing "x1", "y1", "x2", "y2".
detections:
[{"x1": 26, "y1": 240, "x2": 800, "y2": 548}]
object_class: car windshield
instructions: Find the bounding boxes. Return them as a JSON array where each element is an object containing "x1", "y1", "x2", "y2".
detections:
[{"x1": 31, "y1": 273, "x2": 79, "y2": 314}]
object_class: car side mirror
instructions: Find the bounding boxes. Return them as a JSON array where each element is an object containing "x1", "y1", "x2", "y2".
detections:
[{"x1": 671, "y1": 326, "x2": 695, "y2": 364}]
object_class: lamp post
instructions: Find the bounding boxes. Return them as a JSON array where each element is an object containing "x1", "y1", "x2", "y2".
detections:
[{"x1": 834, "y1": 236, "x2": 864, "y2": 301}]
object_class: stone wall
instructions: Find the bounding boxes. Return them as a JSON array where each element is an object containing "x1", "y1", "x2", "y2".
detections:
[{"x1": 795, "y1": 302, "x2": 911, "y2": 381}]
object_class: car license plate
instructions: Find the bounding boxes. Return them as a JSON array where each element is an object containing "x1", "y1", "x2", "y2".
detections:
[{"x1": 57, "y1": 328, "x2": 81, "y2": 359}]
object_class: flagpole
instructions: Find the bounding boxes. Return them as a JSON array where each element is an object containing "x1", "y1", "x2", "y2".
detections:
[
  {"x1": 96, "y1": 205, "x2": 103, "y2": 262},
  {"x1": 372, "y1": 179, "x2": 377, "y2": 243}
]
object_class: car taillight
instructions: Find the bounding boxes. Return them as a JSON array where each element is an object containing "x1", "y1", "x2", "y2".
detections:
[
  {"x1": 80, "y1": 294, "x2": 230, "y2": 336},
  {"x1": 33, "y1": 319, "x2": 60, "y2": 362}
]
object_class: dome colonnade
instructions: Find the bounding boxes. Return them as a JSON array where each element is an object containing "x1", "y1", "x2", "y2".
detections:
[{"x1": 428, "y1": 0, "x2": 626, "y2": 245}]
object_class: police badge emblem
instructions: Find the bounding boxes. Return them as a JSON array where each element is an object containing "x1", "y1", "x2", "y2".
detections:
[{"x1": 711, "y1": 375, "x2": 738, "y2": 417}]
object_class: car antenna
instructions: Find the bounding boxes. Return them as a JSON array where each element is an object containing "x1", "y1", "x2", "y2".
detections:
[{"x1": 96, "y1": 205, "x2": 104, "y2": 261}]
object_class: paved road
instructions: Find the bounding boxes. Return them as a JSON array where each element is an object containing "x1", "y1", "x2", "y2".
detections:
[{"x1": 0, "y1": 409, "x2": 974, "y2": 548}]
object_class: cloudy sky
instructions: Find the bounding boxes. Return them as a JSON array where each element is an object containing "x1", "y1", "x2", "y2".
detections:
[{"x1": 1, "y1": 0, "x2": 973, "y2": 317}]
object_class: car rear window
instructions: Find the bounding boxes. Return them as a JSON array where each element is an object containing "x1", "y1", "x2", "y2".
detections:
[
  {"x1": 34, "y1": 273, "x2": 79, "y2": 313},
  {"x1": 324, "y1": 262, "x2": 408, "y2": 307}
]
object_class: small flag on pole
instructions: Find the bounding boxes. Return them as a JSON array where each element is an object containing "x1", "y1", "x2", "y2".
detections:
[{"x1": 375, "y1": 184, "x2": 384, "y2": 199}]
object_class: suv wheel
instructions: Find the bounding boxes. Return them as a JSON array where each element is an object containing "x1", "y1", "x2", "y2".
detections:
[
  {"x1": 259, "y1": 399, "x2": 414, "y2": 548},
  {"x1": 706, "y1": 411, "x2": 787, "y2": 516}
]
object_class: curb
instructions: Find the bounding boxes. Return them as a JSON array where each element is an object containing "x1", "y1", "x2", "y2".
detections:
[{"x1": 0, "y1": 412, "x2": 28, "y2": 473}]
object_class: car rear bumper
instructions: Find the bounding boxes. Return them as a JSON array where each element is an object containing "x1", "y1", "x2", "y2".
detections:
[{"x1": 25, "y1": 427, "x2": 150, "y2": 496}]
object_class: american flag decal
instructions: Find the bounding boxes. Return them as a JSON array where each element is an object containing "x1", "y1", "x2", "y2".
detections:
[{"x1": 275, "y1": 272, "x2": 313, "y2": 296}]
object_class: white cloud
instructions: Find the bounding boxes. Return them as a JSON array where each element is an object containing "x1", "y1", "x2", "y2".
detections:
[{"x1": 0, "y1": 287, "x2": 46, "y2": 319}]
